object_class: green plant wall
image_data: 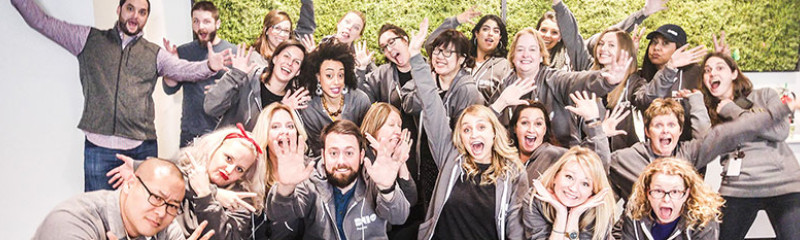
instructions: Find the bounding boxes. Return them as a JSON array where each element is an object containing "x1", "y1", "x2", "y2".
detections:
[{"x1": 210, "y1": 0, "x2": 799, "y2": 71}]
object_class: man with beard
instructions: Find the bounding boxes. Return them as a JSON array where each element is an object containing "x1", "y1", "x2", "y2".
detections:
[
  {"x1": 11, "y1": 0, "x2": 231, "y2": 191},
  {"x1": 162, "y1": 1, "x2": 237, "y2": 147},
  {"x1": 267, "y1": 120, "x2": 410, "y2": 239}
]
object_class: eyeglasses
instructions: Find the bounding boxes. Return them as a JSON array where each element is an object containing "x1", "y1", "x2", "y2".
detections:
[
  {"x1": 136, "y1": 176, "x2": 183, "y2": 216},
  {"x1": 380, "y1": 36, "x2": 404, "y2": 53},
  {"x1": 270, "y1": 26, "x2": 291, "y2": 36},
  {"x1": 648, "y1": 189, "x2": 686, "y2": 199},
  {"x1": 432, "y1": 48, "x2": 455, "y2": 58}
]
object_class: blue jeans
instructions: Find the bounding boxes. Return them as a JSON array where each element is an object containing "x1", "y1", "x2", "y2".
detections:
[{"x1": 84, "y1": 138, "x2": 157, "y2": 192}]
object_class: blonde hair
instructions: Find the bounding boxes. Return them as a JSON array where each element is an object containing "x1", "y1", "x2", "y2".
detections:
[
  {"x1": 591, "y1": 28, "x2": 637, "y2": 109},
  {"x1": 530, "y1": 146, "x2": 616, "y2": 240},
  {"x1": 626, "y1": 157, "x2": 725, "y2": 230},
  {"x1": 252, "y1": 102, "x2": 308, "y2": 190},
  {"x1": 176, "y1": 127, "x2": 266, "y2": 213},
  {"x1": 507, "y1": 27, "x2": 551, "y2": 70},
  {"x1": 452, "y1": 105, "x2": 523, "y2": 185},
  {"x1": 360, "y1": 103, "x2": 401, "y2": 137}
]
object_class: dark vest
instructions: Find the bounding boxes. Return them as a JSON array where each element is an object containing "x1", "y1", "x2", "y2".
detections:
[{"x1": 77, "y1": 28, "x2": 160, "y2": 140}]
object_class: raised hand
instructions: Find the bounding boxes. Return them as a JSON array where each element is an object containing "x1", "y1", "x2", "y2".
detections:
[
  {"x1": 456, "y1": 5, "x2": 481, "y2": 25},
  {"x1": 601, "y1": 50, "x2": 633, "y2": 85},
  {"x1": 300, "y1": 34, "x2": 317, "y2": 53},
  {"x1": 569, "y1": 188, "x2": 610, "y2": 216},
  {"x1": 602, "y1": 103, "x2": 631, "y2": 137},
  {"x1": 666, "y1": 44, "x2": 707, "y2": 69},
  {"x1": 230, "y1": 43, "x2": 255, "y2": 73},
  {"x1": 531, "y1": 180, "x2": 568, "y2": 215},
  {"x1": 162, "y1": 37, "x2": 178, "y2": 57},
  {"x1": 274, "y1": 135, "x2": 314, "y2": 196},
  {"x1": 281, "y1": 88, "x2": 311, "y2": 110},
  {"x1": 490, "y1": 77, "x2": 537, "y2": 112},
  {"x1": 355, "y1": 41, "x2": 374, "y2": 70},
  {"x1": 712, "y1": 31, "x2": 731, "y2": 56},
  {"x1": 187, "y1": 220, "x2": 216, "y2": 240},
  {"x1": 207, "y1": 42, "x2": 233, "y2": 72},
  {"x1": 643, "y1": 0, "x2": 669, "y2": 16},
  {"x1": 409, "y1": 18, "x2": 429, "y2": 57},
  {"x1": 674, "y1": 89, "x2": 701, "y2": 99},
  {"x1": 631, "y1": 25, "x2": 646, "y2": 51},
  {"x1": 216, "y1": 189, "x2": 257, "y2": 212},
  {"x1": 364, "y1": 133, "x2": 405, "y2": 195},
  {"x1": 393, "y1": 129, "x2": 413, "y2": 164},
  {"x1": 717, "y1": 99, "x2": 734, "y2": 113},
  {"x1": 106, "y1": 154, "x2": 136, "y2": 189},
  {"x1": 186, "y1": 152, "x2": 213, "y2": 198},
  {"x1": 565, "y1": 91, "x2": 600, "y2": 120}
]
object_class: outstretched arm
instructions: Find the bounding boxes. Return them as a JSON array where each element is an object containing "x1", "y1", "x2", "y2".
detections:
[
  {"x1": 11, "y1": 0, "x2": 90, "y2": 56},
  {"x1": 294, "y1": 0, "x2": 316, "y2": 39}
]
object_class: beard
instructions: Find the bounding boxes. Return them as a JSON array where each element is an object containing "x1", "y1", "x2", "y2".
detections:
[
  {"x1": 194, "y1": 29, "x2": 218, "y2": 47},
  {"x1": 326, "y1": 165, "x2": 360, "y2": 189},
  {"x1": 118, "y1": 17, "x2": 144, "y2": 36}
]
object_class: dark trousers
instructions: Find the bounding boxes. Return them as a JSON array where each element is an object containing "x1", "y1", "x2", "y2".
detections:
[
  {"x1": 84, "y1": 138, "x2": 157, "y2": 192},
  {"x1": 180, "y1": 130, "x2": 201, "y2": 148},
  {"x1": 719, "y1": 192, "x2": 800, "y2": 240}
]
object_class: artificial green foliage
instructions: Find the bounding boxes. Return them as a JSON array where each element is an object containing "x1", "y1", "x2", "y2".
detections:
[{"x1": 210, "y1": 0, "x2": 799, "y2": 71}]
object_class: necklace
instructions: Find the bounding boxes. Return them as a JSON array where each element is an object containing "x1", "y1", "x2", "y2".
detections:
[{"x1": 322, "y1": 95, "x2": 344, "y2": 120}]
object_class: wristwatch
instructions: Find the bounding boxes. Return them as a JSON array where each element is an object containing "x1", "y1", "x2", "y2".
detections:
[{"x1": 566, "y1": 231, "x2": 578, "y2": 240}]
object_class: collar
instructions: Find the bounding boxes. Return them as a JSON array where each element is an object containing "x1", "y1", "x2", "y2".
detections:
[{"x1": 106, "y1": 190, "x2": 131, "y2": 240}]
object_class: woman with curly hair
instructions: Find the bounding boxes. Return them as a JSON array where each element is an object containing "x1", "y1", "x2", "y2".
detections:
[
  {"x1": 523, "y1": 146, "x2": 617, "y2": 240},
  {"x1": 622, "y1": 157, "x2": 724, "y2": 239}
]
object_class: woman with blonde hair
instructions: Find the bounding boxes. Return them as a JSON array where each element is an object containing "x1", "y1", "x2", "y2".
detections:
[
  {"x1": 622, "y1": 157, "x2": 723, "y2": 239},
  {"x1": 524, "y1": 146, "x2": 616, "y2": 240},
  {"x1": 407, "y1": 19, "x2": 527, "y2": 239}
]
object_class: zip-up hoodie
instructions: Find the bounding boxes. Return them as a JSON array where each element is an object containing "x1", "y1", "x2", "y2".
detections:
[
  {"x1": 298, "y1": 89, "x2": 371, "y2": 158},
  {"x1": 411, "y1": 54, "x2": 528, "y2": 240},
  {"x1": 620, "y1": 215, "x2": 718, "y2": 240},
  {"x1": 266, "y1": 159, "x2": 410, "y2": 240},
  {"x1": 204, "y1": 63, "x2": 269, "y2": 131}
]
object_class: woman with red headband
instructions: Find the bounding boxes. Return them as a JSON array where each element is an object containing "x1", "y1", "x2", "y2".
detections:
[{"x1": 106, "y1": 123, "x2": 266, "y2": 239}]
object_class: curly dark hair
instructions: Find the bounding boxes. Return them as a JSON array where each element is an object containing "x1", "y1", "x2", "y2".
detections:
[{"x1": 299, "y1": 42, "x2": 358, "y2": 94}]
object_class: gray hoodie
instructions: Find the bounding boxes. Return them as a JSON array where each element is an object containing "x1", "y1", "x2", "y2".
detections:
[
  {"x1": 299, "y1": 89, "x2": 371, "y2": 157},
  {"x1": 265, "y1": 159, "x2": 410, "y2": 240},
  {"x1": 523, "y1": 198, "x2": 603, "y2": 240},
  {"x1": 203, "y1": 65, "x2": 268, "y2": 131},
  {"x1": 411, "y1": 54, "x2": 528, "y2": 240},
  {"x1": 620, "y1": 215, "x2": 718, "y2": 240},
  {"x1": 525, "y1": 122, "x2": 610, "y2": 182}
]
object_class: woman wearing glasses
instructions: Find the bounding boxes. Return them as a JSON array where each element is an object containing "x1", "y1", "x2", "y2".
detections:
[
  {"x1": 622, "y1": 157, "x2": 724, "y2": 240},
  {"x1": 251, "y1": 0, "x2": 315, "y2": 63},
  {"x1": 107, "y1": 124, "x2": 266, "y2": 239}
]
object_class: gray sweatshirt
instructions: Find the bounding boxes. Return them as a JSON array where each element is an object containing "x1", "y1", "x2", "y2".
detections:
[
  {"x1": 525, "y1": 122, "x2": 610, "y2": 182},
  {"x1": 203, "y1": 65, "x2": 268, "y2": 131},
  {"x1": 411, "y1": 54, "x2": 528, "y2": 240},
  {"x1": 299, "y1": 89, "x2": 371, "y2": 157},
  {"x1": 175, "y1": 179, "x2": 253, "y2": 240},
  {"x1": 266, "y1": 159, "x2": 410, "y2": 239},
  {"x1": 620, "y1": 215, "x2": 719, "y2": 240},
  {"x1": 523, "y1": 198, "x2": 602, "y2": 240}
]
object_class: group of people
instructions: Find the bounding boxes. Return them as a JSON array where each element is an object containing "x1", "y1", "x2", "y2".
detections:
[{"x1": 13, "y1": 0, "x2": 800, "y2": 239}]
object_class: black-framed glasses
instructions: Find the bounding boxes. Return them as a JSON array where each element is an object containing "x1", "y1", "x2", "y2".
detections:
[
  {"x1": 269, "y1": 25, "x2": 291, "y2": 36},
  {"x1": 432, "y1": 48, "x2": 455, "y2": 58},
  {"x1": 648, "y1": 189, "x2": 686, "y2": 199},
  {"x1": 136, "y1": 176, "x2": 183, "y2": 216},
  {"x1": 380, "y1": 36, "x2": 404, "y2": 53}
]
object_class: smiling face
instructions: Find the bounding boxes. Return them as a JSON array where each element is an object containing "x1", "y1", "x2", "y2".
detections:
[
  {"x1": 205, "y1": 139, "x2": 257, "y2": 186},
  {"x1": 375, "y1": 111, "x2": 402, "y2": 146},
  {"x1": 538, "y1": 19, "x2": 560, "y2": 50},
  {"x1": 317, "y1": 60, "x2": 346, "y2": 99},
  {"x1": 117, "y1": 0, "x2": 150, "y2": 36},
  {"x1": 432, "y1": 43, "x2": 463, "y2": 77},
  {"x1": 595, "y1": 33, "x2": 620, "y2": 66},
  {"x1": 703, "y1": 56, "x2": 737, "y2": 100},
  {"x1": 267, "y1": 20, "x2": 291, "y2": 49},
  {"x1": 647, "y1": 35, "x2": 677, "y2": 67},
  {"x1": 270, "y1": 45, "x2": 304, "y2": 83},
  {"x1": 379, "y1": 31, "x2": 410, "y2": 68},
  {"x1": 336, "y1": 12, "x2": 364, "y2": 44},
  {"x1": 515, "y1": 108, "x2": 547, "y2": 157},
  {"x1": 476, "y1": 19, "x2": 501, "y2": 56},
  {"x1": 646, "y1": 114, "x2": 682, "y2": 157},
  {"x1": 648, "y1": 173, "x2": 688, "y2": 224},
  {"x1": 552, "y1": 160, "x2": 594, "y2": 207},
  {"x1": 191, "y1": 9, "x2": 219, "y2": 46},
  {"x1": 121, "y1": 172, "x2": 184, "y2": 237},
  {"x1": 459, "y1": 114, "x2": 495, "y2": 163},
  {"x1": 512, "y1": 33, "x2": 543, "y2": 74},
  {"x1": 267, "y1": 109, "x2": 298, "y2": 156},
  {"x1": 323, "y1": 133, "x2": 364, "y2": 188}
]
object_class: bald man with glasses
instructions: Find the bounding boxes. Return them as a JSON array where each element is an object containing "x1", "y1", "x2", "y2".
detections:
[{"x1": 33, "y1": 159, "x2": 214, "y2": 240}]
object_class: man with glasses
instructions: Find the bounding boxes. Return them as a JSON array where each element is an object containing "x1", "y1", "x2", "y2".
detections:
[
  {"x1": 162, "y1": 1, "x2": 237, "y2": 148},
  {"x1": 33, "y1": 158, "x2": 213, "y2": 240}
]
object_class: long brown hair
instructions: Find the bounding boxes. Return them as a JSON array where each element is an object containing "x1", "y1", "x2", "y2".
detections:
[
  {"x1": 253, "y1": 10, "x2": 293, "y2": 59},
  {"x1": 700, "y1": 52, "x2": 753, "y2": 125},
  {"x1": 592, "y1": 28, "x2": 637, "y2": 109}
]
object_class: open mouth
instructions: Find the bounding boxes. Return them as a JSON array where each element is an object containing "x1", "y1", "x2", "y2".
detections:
[
  {"x1": 484, "y1": 38, "x2": 495, "y2": 45},
  {"x1": 338, "y1": 32, "x2": 351, "y2": 41},
  {"x1": 218, "y1": 170, "x2": 230, "y2": 181},
  {"x1": 126, "y1": 21, "x2": 139, "y2": 31},
  {"x1": 710, "y1": 79, "x2": 721, "y2": 91},
  {"x1": 197, "y1": 31, "x2": 209, "y2": 40},
  {"x1": 523, "y1": 134, "x2": 537, "y2": 147},
  {"x1": 471, "y1": 141, "x2": 485, "y2": 156},
  {"x1": 330, "y1": 87, "x2": 342, "y2": 95},
  {"x1": 280, "y1": 66, "x2": 292, "y2": 75},
  {"x1": 434, "y1": 60, "x2": 448, "y2": 68},
  {"x1": 562, "y1": 191, "x2": 579, "y2": 200},
  {"x1": 658, "y1": 206, "x2": 673, "y2": 219},
  {"x1": 518, "y1": 59, "x2": 533, "y2": 65},
  {"x1": 658, "y1": 136, "x2": 672, "y2": 147}
]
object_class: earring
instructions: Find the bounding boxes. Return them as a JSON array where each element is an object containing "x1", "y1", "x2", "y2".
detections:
[
  {"x1": 316, "y1": 83, "x2": 323, "y2": 96},
  {"x1": 343, "y1": 87, "x2": 349, "y2": 94}
]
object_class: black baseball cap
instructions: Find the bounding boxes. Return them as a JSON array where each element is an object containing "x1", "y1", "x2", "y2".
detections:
[{"x1": 646, "y1": 24, "x2": 687, "y2": 47}]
